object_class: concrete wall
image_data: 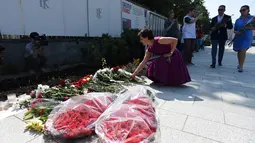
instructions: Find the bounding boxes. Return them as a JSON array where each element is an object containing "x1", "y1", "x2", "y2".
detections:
[
  {"x1": 0, "y1": 0, "x2": 121, "y2": 37},
  {"x1": 1, "y1": 39, "x2": 89, "y2": 72}
]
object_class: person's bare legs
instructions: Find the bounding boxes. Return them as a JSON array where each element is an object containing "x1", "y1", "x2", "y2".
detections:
[
  {"x1": 237, "y1": 51, "x2": 241, "y2": 68},
  {"x1": 237, "y1": 49, "x2": 247, "y2": 72}
]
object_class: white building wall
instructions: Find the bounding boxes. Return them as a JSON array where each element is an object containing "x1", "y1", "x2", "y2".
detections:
[
  {"x1": 0, "y1": 0, "x2": 24, "y2": 35},
  {"x1": 0, "y1": 0, "x2": 165, "y2": 37},
  {"x1": 22, "y1": 0, "x2": 65, "y2": 36},
  {"x1": 62, "y1": 0, "x2": 89, "y2": 36}
]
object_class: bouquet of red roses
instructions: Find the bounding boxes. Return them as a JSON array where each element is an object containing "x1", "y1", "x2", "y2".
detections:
[
  {"x1": 95, "y1": 86, "x2": 160, "y2": 143},
  {"x1": 45, "y1": 92, "x2": 116, "y2": 139}
]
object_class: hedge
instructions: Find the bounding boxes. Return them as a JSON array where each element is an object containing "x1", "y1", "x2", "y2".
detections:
[{"x1": 81, "y1": 29, "x2": 145, "y2": 68}]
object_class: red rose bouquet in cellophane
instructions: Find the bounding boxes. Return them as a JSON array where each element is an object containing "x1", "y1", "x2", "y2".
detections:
[
  {"x1": 95, "y1": 86, "x2": 160, "y2": 143},
  {"x1": 44, "y1": 92, "x2": 116, "y2": 139}
]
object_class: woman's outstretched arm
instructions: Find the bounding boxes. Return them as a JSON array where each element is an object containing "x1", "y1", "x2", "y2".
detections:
[{"x1": 131, "y1": 50, "x2": 152, "y2": 77}]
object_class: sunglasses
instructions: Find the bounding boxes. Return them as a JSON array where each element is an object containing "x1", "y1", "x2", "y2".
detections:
[
  {"x1": 240, "y1": 9, "x2": 247, "y2": 12},
  {"x1": 218, "y1": 9, "x2": 224, "y2": 11}
]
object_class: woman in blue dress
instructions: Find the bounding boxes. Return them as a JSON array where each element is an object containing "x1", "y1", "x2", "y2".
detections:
[{"x1": 233, "y1": 5, "x2": 255, "y2": 72}]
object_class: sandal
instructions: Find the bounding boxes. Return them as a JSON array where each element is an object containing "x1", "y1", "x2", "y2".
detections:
[{"x1": 238, "y1": 68, "x2": 243, "y2": 72}]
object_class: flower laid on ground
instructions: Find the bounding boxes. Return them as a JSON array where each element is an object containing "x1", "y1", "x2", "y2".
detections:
[
  {"x1": 23, "y1": 99, "x2": 59, "y2": 121},
  {"x1": 30, "y1": 91, "x2": 36, "y2": 98},
  {"x1": 111, "y1": 68, "x2": 145, "y2": 83},
  {"x1": 43, "y1": 86, "x2": 82, "y2": 101},
  {"x1": 96, "y1": 104, "x2": 157, "y2": 142},
  {"x1": 122, "y1": 58, "x2": 147, "y2": 76},
  {"x1": 82, "y1": 68, "x2": 145, "y2": 93},
  {"x1": 25, "y1": 118, "x2": 44, "y2": 133},
  {"x1": 95, "y1": 88, "x2": 158, "y2": 143},
  {"x1": 41, "y1": 75, "x2": 93, "y2": 100},
  {"x1": 19, "y1": 63, "x2": 149, "y2": 136},
  {"x1": 52, "y1": 108, "x2": 95, "y2": 138},
  {"x1": 83, "y1": 80, "x2": 123, "y2": 93},
  {"x1": 37, "y1": 84, "x2": 50, "y2": 92},
  {"x1": 71, "y1": 75, "x2": 93, "y2": 88},
  {"x1": 133, "y1": 58, "x2": 140, "y2": 66},
  {"x1": 98, "y1": 117, "x2": 154, "y2": 143},
  {"x1": 45, "y1": 93, "x2": 115, "y2": 139}
]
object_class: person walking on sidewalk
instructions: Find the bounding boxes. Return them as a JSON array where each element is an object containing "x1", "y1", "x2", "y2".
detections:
[
  {"x1": 233, "y1": 5, "x2": 255, "y2": 72},
  {"x1": 210, "y1": 5, "x2": 233, "y2": 68},
  {"x1": 182, "y1": 8, "x2": 202, "y2": 65}
]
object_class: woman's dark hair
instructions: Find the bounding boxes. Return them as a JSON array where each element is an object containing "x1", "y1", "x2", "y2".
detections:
[
  {"x1": 29, "y1": 32, "x2": 39, "y2": 39},
  {"x1": 138, "y1": 29, "x2": 154, "y2": 40}
]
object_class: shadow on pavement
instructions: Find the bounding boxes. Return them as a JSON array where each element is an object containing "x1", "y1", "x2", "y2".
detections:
[
  {"x1": 150, "y1": 84, "x2": 203, "y2": 102},
  {"x1": 26, "y1": 133, "x2": 101, "y2": 143}
]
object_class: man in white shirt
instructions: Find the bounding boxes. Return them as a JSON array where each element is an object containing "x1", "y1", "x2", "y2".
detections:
[{"x1": 182, "y1": 8, "x2": 202, "y2": 65}]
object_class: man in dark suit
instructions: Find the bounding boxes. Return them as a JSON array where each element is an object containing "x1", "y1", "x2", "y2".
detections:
[{"x1": 210, "y1": 5, "x2": 233, "y2": 68}]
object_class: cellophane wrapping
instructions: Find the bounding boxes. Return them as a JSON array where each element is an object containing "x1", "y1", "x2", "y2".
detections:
[
  {"x1": 95, "y1": 85, "x2": 160, "y2": 143},
  {"x1": 44, "y1": 92, "x2": 116, "y2": 139}
]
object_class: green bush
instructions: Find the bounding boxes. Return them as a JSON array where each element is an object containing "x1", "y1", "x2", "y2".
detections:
[
  {"x1": 80, "y1": 41, "x2": 101, "y2": 67},
  {"x1": 81, "y1": 29, "x2": 144, "y2": 67},
  {"x1": 121, "y1": 29, "x2": 144, "y2": 60},
  {"x1": 0, "y1": 64, "x2": 19, "y2": 75}
]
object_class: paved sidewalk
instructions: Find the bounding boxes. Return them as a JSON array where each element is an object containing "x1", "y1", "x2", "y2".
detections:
[
  {"x1": 158, "y1": 46, "x2": 255, "y2": 143},
  {"x1": 1, "y1": 46, "x2": 255, "y2": 143}
]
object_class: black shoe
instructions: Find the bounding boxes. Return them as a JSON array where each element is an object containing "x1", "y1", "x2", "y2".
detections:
[
  {"x1": 218, "y1": 62, "x2": 222, "y2": 66},
  {"x1": 186, "y1": 62, "x2": 194, "y2": 66},
  {"x1": 210, "y1": 64, "x2": 215, "y2": 68},
  {"x1": 189, "y1": 63, "x2": 195, "y2": 66},
  {"x1": 238, "y1": 68, "x2": 243, "y2": 72}
]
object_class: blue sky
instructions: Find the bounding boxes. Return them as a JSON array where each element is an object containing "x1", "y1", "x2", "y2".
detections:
[{"x1": 204, "y1": 0, "x2": 255, "y2": 22}]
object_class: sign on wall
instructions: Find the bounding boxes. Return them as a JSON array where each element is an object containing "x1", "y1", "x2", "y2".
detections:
[
  {"x1": 88, "y1": 0, "x2": 121, "y2": 37},
  {"x1": 40, "y1": 0, "x2": 50, "y2": 9},
  {"x1": 87, "y1": 0, "x2": 109, "y2": 37},
  {"x1": 122, "y1": 18, "x2": 131, "y2": 29},
  {"x1": 122, "y1": 0, "x2": 145, "y2": 30},
  {"x1": 122, "y1": 1, "x2": 131, "y2": 14}
]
